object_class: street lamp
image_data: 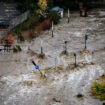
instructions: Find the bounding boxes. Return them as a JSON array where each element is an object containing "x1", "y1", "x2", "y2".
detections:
[
  {"x1": 68, "y1": 8, "x2": 70, "y2": 23},
  {"x1": 40, "y1": 40, "x2": 43, "y2": 54},
  {"x1": 64, "y1": 41, "x2": 68, "y2": 53},
  {"x1": 85, "y1": 34, "x2": 88, "y2": 49},
  {"x1": 74, "y1": 53, "x2": 77, "y2": 67},
  {"x1": 51, "y1": 21, "x2": 54, "y2": 37}
]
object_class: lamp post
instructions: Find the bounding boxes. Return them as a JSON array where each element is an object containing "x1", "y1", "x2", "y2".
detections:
[
  {"x1": 68, "y1": 9, "x2": 70, "y2": 23},
  {"x1": 40, "y1": 40, "x2": 43, "y2": 54},
  {"x1": 55, "y1": 57, "x2": 57, "y2": 70},
  {"x1": 64, "y1": 41, "x2": 68, "y2": 53},
  {"x1": 51, "y1": 21, "x2": 54, "y2": 37},
  {"x1": 85, "y1": 34, "x2": 88, "y2": 49},
  {"x1": 74, "y1": 53, "x2": 77, "y2": 67},
  {"x1": 92, "y1": 51, "x2": 94, "y2": 63}
]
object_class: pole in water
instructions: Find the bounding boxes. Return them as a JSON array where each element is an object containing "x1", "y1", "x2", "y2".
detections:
[
  {"x1": 32, "y1": 60, "x2": 36, "y2": 66},
  {"x1": 68, "y1": 8, "x2": 70, "y2": 23},
  {"x1": 74, "y1": 53, "x2": 77, "y2": 67},
  {"x1": 40, "y1": 40, "x2": 43, "y2": 54},
  {"x1": 55, "y1": 57, "x2": 57, "y2": 70},
  {"x1": 92, "y1": 51, "x2": 94, "y2": 63},
  {"x1": 85, "y1": 34, "x2": 88, "y2": 49},
  {"x1": 52, "y1": 21, "x2": 54, "y2": 37},
  {"x1": 64, "y1": 41, "x2": 68, "y2": 52},
  {"x1": 32, "y1": 60, "x2": 40, "y2": 71}
]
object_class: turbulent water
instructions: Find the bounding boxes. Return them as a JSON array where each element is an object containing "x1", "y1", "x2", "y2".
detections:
[{"x1": 0, "y1": 8, "x2": 105, "y2": 105}]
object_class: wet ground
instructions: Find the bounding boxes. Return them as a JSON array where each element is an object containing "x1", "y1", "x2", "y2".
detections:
[{"x1": 0, "y1": 8, "x2": 105, "y2": 105}]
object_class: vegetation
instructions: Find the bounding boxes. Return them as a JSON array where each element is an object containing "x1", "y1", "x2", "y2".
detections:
[
  {"x1": 47, "y1": 11, "x2": 61, "y2": 24},
  {"x1": 14, "y1": 28, "x2": 21, "y2": 36},
  {"x1": 91, "y1": 80, "x2": 105, "y2": 101},
  {"x1": 35, "y1": 19, "x2": 51, "y2": 32},
  {"x1": 1, "y1": 0, "x2": 104, "y2": 11},
  {"x1": 37, "y1": 0, "x2": 48, "y2": 18},
  {"x1": 3, "y1": 34, "x2": 14, "y2": 45},
  {"x1": 13, "y1": 45, "x2": 22, "y2": 52},
  {"x1": 20, "y1": 15, "x2": 40, "y2": 30},
  {"x1": 15, "y1": 2, "x2": 61, "y2": 33}
]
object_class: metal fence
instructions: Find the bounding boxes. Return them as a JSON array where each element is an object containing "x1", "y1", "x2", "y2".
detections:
[{"x1": 0, "y1": 44, "x2": 13, "y2": 53}]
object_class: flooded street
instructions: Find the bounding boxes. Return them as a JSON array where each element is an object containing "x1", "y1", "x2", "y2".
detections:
[{"x1": 0, "y1": 8, "x2": 105, "y2": 105}]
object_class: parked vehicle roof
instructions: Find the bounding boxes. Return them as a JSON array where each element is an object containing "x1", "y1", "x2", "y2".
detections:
[{"x1": 0, "y1": 20, "x2": 10, "y2": 25}]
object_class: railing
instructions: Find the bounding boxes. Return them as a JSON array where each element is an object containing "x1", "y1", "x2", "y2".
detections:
[{"x1": 0, "y1": 44, "x2": 13, "y2": 53}]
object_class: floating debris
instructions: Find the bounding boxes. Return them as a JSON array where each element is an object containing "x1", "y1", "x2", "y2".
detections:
[{"x1": 76, "y1": 93, "x2": 84, "y2": 98}]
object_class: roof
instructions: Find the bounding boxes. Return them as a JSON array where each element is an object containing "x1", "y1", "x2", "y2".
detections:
[{"x1": 51, "y1": 6, "x2": 64, "y2": 12}]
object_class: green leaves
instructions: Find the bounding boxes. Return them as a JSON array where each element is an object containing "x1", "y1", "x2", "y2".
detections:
[
  {"x1": 47, "y1": 11, "x2": 61, "y2": 24},
  {"x1": 13, "y1": 45, "x2": 22, "y2": 52},
  {"x1": 91, "y1": 80, "x2": 105, "y2": 101}
]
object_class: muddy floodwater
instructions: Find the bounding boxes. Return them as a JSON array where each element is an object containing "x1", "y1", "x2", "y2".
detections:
[{"x1": 0, "y1": 8, "x2": 105, "y2": 105}]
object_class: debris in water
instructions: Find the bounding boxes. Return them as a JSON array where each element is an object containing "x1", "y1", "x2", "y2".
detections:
[
  {"x1": 38, "y1": 53, "x2": 45, "y2": 59},
  {"x1": 53, "y1": 97, "x2": 61, "y2": 103},
  {"x1": 76, "y1": 93, "x2": 84, "y2": 98},
  {"x1": 60, "y1": 50, "x2": 69, "y2": 56},
  {"x1": 22, "y1": 80, "x2": 35, "y2": 86}
]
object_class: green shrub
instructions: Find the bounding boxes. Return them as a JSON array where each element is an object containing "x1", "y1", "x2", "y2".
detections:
[
  {"x1": 13, "y1": 45, "x2": 22, "y2": 53},
  {"x1": 20, "y1": 15, "x2": 40, "y2": 31},
  {"x1": 91, "y1": 80, "x2": 105, "y2": 101},
  {"x1": 20, "y1": 21, "x2": 31, "y2": 31},
  {"x1": 47, "y1": 11, "x2": 61, "y2": 24},
  {"x1": 14, "y1": 28, "x2": 21, "y2": 36},
  {"x1": 12, "y1": 33, "x2": 17, "y2": 37},
  {"x1": 29, "y1": 3, "x2": 38, "y2": 13},
  {"x1": 28, "y1": 15, "x2": 40, "y2": 29}
]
